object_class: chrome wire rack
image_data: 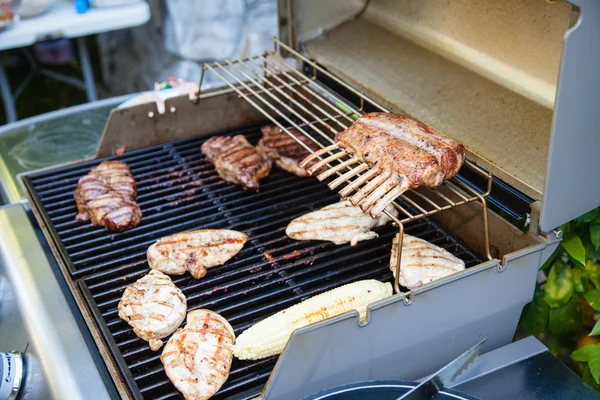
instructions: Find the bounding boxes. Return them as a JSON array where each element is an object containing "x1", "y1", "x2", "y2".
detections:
[{"x1": 194, "y1": 38, "x2": 493, "y2": 294}]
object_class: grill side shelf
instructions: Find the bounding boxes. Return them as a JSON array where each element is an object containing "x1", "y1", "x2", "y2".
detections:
[{"x1": 22, "y1": 176, "x2": 76, "y2": 275}]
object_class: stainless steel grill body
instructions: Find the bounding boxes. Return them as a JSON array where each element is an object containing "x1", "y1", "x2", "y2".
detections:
[{"x1": 19, "y1": 0, "x2": 600, "y2": 398}]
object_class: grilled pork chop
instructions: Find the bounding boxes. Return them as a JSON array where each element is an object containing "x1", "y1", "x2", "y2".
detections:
[
  {"x1": 201, "y1": 135, "x2": 272, "y2": 190},
  {"x1": 335, "y1": 112, "x2": 465, "y2": 189},
  {"x1": 257, "y1": 126, "x2": 319, "y2": 177},
  {"x1": 161, "y1": 309, "x2": 235, "y2": 400},
  {"x1": 73, "y1": 160, "x2": 142, "y2": 231},
  {"x1": 118, "y1": 269, "x2": 187, "y2": 351},
  {"x1": 390, "y1": 234, "x2": 465, "y2": 288},
  {"x1": 148, "y1": 229, "x2": 248, "y2": 279},
  {"x1": 286, "y1": 200, "x2": 398, "y2": 246}
]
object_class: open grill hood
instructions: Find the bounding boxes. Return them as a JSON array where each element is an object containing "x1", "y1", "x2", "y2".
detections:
[{"x1": 281, "y1": 0, "x2": 600, "y2": 231}]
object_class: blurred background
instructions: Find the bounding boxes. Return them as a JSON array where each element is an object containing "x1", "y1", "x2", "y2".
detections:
[
  {"x1": 0, "y1": 0, "x2": 278, "y2": 204},
  {"x1": 0, "y1": 0, "x2": 278, "y2": 124}
]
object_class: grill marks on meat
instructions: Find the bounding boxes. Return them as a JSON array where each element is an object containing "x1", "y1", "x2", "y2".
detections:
[
  {"x1": 147, "y1": 229, "x2": 248, "y2": 279},
  {"x1": 286, "y1": 200, "x2": 398, "y2": 246},
  {"x1": 390, "y1": 234, "x2": 465, "y2": 289},
  {"x1": 257, "y1": 126, "x2": 320, "y2": 177},
  {"x1": 73, "y1": 160, "x2": 142, "y2": 231},
  {"x1": 306, "y1": 112, "x2": 467, "y2": 216},
  {"x1": 117, "y1": 270, "x2": 187, "y2": 351},
  {"x1": 335, "y1": 113, "x2": 465, "y2": 190},
  {"x1": 201, "y1": 135, "x2": 272, "y2": 190},
  {"x1": 161, "y1": 309, "x2": 235, "y2": 400}
]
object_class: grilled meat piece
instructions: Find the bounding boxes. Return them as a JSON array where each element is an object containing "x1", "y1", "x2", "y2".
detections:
[
  {"x1": 161, "y1": 310, "x2": 235, "y2": 400},
  {"x1": 335, "y1": 112, "x2": 465, "y2": 189},
  {"x1": 286, "y1": 200, "x2": 398, "y2": 246},
  {"x1": 257, "y1": 126, "x2": 319, "y2": 177},
  {"x1": 118, "y1": 269, "x2": 187, "y2": 351},
  {"x1": 148, "y1": 229, "x2": 248, "y2": 279},
  {"x1": 390, "y1": 234, "x2": 465, "y2": 289},
  {"x1": 201, "y1": 135, "x2": 272, "y2": 190},
  {"x1": 73, "y1": 160, "x2": 142, "y2": 231}
]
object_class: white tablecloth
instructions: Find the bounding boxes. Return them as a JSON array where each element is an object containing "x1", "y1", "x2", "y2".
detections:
[{"x1": 0, "y1": 0, "x2": 151, "y2": 51}]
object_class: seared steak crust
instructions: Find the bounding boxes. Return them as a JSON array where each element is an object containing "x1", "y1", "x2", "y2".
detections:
[
  {"x1": 201, "y1": 135, "x2": 272, "y2": 190},
  {"x1": 257, "y1": 126, "x2": 319, "y2": 177},
  {"x1": 335, "y1": 112, "x2": 465, "y2": 189}
]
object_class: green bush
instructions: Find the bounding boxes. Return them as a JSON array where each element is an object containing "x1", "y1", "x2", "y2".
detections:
[{"x1": 520, "y1": 207, "x2": 600, "y2": 389}]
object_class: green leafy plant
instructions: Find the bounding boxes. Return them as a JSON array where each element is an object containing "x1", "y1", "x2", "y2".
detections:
[{"x1": 520, "y1": 207, "x2": 600, "y2": 389}]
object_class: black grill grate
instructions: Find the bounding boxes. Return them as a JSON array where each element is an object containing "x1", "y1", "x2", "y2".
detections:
[{"x1": 23, "y1": 123, "x2": 482, "y2": 400}]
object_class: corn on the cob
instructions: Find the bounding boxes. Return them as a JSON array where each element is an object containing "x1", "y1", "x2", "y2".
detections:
[{"x1": 233, "y1": 279, "x2": 393, "y2": 360}]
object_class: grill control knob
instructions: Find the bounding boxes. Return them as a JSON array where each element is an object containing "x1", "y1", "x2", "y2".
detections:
[{"x1": 0, "y1": 352, "x2": 22, "y2": 400}]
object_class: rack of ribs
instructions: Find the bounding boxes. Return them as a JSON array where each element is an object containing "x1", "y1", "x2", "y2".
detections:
[{"x1": 300, "y1": 112, "x2": 465, "y2": 217}]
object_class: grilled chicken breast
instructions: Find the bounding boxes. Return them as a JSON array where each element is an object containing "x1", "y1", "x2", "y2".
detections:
[
  {"x1": 257, "y1": 126, "x2": 319, "y2": 177},
  {"x1": 201, "y1": 135, "x2": 272, "y2": 190},
  {"x1": 148, "y1": 229, "x2": 248, "y2": 279},
  {"x1": 118, "y1": 269, "x2": 187, "y2": 351},
  {"x1": 74, "y1": 160, "x2": 142, "y2": 231},
  {"x1": 286, "y1": 200, "x2": 398, "y2": 245},
  {"x1": 161, "y1": 310, "x2": 235, "y2": 400},
  {"x1": 390, "y1": 234, "x2": 465, "y2": 288},
  {"x1": 335, "y1": 112, "x2": 465, "y2": 189}
]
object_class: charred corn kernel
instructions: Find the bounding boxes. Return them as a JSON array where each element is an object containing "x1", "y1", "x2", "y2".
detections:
[{"x1": 233, "y1": 279, "x2": 393, "y2": 360}]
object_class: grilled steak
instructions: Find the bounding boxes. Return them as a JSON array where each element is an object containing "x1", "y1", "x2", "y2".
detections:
[
  {"x1": 73, "y1": 160, "x2": 142, "y2": 231},
  {"x1": 335, "y1": 112, "x2": 465, "y2": 189},
  {"x1": 390, "y1": 234, "x2": 465, "y2": 288},
  {"x1": 257, "y1": 126, "x2": 319, "y2": 177},
  {"x1": 147, "y1": 229, "x2": 248, "y2": 279},
  {"x1": 201, "y1": 135, "x2": 272, "y2": 190},
  {"x1": 286, "y1": 200, "x2": 398, "y2": 246},
  {"x1": 161, "y1": 310, "x2": 235, "y2": 400},
  {"x1": 118, "y1": 269, "x2": 187, "y2": 351}
]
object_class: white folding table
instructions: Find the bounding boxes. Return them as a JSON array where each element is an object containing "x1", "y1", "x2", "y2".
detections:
[{"x1": 0, "y1": 0, "x2": 150, "y2": 123}]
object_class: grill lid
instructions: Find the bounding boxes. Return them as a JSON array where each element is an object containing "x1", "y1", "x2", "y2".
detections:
[{"x1": 285, "y1": 0, "x2": 600, "y2": 231}]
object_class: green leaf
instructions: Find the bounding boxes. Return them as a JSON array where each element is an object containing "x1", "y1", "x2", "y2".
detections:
[
  {"x1": 582, "y1": 233, "x2": 592, "y2": 261},
  {"x1": 573, "y1": 268, "x2": 589, "y2": 293},
  {"x1": 583, "y1": 366, "x2": 600, "y2": 389},
  {"x1": 548, "y1": 297, "x2": 583, "y2": 337},
  {"x1": 591, "y1": 319, "x2": 600, "y2": 336},
  {"x1": 540, "y1": 250, "x2": 558, "y2": 272},
  {"x1": 587, "y1": 260, "x2": 600, "y2": 288},
  {"x1": 562, "y1": 222, "x2": 571, "y2": 233},
  {"x1": 561, "y1": 232, "x2": 587, "y2": 267},
  {"x1": 523, "y1": 290, "x2": 549, "y2": 335},
  {"x1": 572, "y1": 344, "x2": 596, "y2": 362},
  {"x1": 591, "y1": 245, "x2": 600, "y2": 260},
  {"x1": 585, "y1": 289, "x2": 600, "y2": 311},
  {"x1": 591, "y1": 223, "x2": 600, "y2": 249},
  {"x1": 544, "y1": 261, "x2": 574, "y2": 308},
  {"x1": 578, "y1": 209, "x2": 599, "y2": 223},
  {"x1": 589, "y1": 345, "x2": 600, "y2": 384}
]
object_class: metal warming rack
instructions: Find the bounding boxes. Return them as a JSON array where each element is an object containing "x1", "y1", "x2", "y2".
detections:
[{"x1": 195, "y1": 38, "x2": 493, "y2": 294}]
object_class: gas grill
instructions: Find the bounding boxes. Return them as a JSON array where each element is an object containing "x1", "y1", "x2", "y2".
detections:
[
  {"x1": 22, "y1": 125, "x2": 482, "y2": 400},
  {"x1": 6, "y1": 0, "x2": 600, "y2": 399}
]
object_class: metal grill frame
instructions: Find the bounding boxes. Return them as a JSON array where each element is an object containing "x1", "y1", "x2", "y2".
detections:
[
  {"x1": 21, "y1": 123, "x2": 484, "y2": 400},
  {"x1": 194, "y1": 38, "x2": 493, "y2": 293}
]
